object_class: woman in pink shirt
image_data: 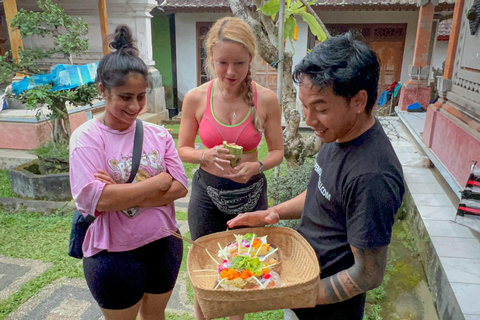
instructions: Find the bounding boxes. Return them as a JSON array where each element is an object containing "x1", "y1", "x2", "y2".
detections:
[{"x1": 69, "y1": 25, "x2": 188, "y2": 320}]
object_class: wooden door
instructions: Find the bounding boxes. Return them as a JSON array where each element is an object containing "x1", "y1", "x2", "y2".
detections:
[
  {"x1": 311, "y1": 24, "x2": 406, "y2": 95},
  {"x1": 250, "y1": 54, "x2": 277, "y2": 91},
  {"x1": 196, "y1": 22, "x2": 213, "y2": 86},
  {"x1": 370, "y1": 41, "x2": 404, "y2": 93}
]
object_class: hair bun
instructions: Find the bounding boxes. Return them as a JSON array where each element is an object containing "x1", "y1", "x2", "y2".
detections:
[{"x1": 109, "y1": 25, "x2": 138, "y2": 54}]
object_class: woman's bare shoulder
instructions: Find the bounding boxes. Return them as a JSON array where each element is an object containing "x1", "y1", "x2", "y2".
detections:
[
  {"x1": 184, "y1": 81, "x2": 211, "y2": 105},
  {"x1": 254, "y1": 83, "x2": 279, "y2": 105}
]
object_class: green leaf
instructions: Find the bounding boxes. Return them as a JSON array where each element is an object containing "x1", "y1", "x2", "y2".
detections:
[
  {"x1": 259, "y1": 0, "x2": 280, "y2": 16},
  {"x1": 231, "y1": 255, "x2": 263, "y2": 276},
  {"x1": 297, "y1": 11, "x2": 327, "y2": 42},
  {"x1": 242, "y1": 233, "x2": 255, "y2": 242},
  {"x1": 291, "y1": 0, "x2": 304, "y2": 10},
  {"x1": 284, "y1": 16, "x2": 296, "y2": 40}
]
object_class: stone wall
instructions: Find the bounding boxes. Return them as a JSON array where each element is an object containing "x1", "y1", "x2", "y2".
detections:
[{"x1": 403, "y1": 189, "x2": 465, "y2": 320}]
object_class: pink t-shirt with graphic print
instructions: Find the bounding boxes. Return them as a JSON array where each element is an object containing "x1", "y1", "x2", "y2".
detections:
[{"x1": 69, "y1": 118, "x2": 188, "y2": 258}]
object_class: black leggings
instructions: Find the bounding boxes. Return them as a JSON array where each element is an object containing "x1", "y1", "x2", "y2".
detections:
[
  {"x1": 188, "y1": 168, "x2": 268, "y2": 241},
  {"x1": 83, "y1": 235, "x2": 183, "y2": 310}
]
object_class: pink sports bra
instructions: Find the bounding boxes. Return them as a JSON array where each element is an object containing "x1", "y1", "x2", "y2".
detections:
[{"x1": 198, "y1": 80, "x2": 262, "y2": 152}]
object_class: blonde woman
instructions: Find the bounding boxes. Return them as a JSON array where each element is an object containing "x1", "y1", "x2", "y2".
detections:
[{"x1": 177, "y1": 17, "x2": 283, "y2": 320}]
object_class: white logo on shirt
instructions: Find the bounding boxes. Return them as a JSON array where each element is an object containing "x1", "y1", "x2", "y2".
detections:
[{"x1": 314, "y1": 161, "x2": 331, "y2": 201}]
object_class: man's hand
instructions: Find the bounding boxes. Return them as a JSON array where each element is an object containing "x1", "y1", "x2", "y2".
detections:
[{"x1": 227, "y1": 207, "x2": 280, "y2": 228}]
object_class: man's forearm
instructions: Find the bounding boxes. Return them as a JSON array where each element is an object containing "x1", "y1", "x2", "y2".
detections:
[
  {"x1": 316, "y1": 246, "x2": 388, "y2": 305},
  {"x1": 273, "y1": 190, "x2": 307, "y2": 220},
  {"x1": 316, "y1": 270, "x2": 366, "y2": 304}
]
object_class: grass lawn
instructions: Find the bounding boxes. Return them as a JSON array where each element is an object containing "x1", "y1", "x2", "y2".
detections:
[
  {"x1": 0, "y1": 170, "x2": 15, "y2": 198},
  {"x1": 0, "y1": 125, "x2": 288, "y2": 319},
  {"x1": 0, "y1": 209, "x2": 283, "y2": 320}
]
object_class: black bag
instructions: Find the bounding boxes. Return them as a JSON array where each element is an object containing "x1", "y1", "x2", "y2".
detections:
[{"x1": 68, "y1": 118, "x2": 144, "y2": 259}]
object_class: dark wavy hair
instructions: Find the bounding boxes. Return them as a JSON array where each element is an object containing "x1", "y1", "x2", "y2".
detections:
[
  {"x1": 96, "y1": 25, "x2": 149, "y2": 90},
  {"x1": 293, "y1": 32, "x2": 380, "y2": 114}
]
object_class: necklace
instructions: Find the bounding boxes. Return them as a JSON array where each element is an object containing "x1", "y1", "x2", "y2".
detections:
[{"x1": 217, "y1": 80, "x2": 240, "y2": 119}]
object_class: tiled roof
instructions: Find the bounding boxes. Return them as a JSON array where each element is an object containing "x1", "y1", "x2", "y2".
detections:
[
  {"x1": 437, "y1": 18, "x2": 452, "y2": 37},
  {"x1": 158, "y1": 0, "x2": 455, "y2": 9}
]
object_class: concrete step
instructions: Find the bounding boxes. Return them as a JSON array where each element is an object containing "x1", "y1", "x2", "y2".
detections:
[
  {"x1": 0, "y1": 149, "x2": 37, "y2": 170},
  {"x1": 161, "y1": 119, "x2": 181, "y2": 125},
  {"x1": 138, "y1": 112, "x2": 162, "y2": 125}
]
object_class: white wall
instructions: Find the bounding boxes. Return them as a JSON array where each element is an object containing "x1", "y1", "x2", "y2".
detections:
[
  {"x1": 175, "y1": 12, "x2": 226, "y2": 101},
  {"x1": 432, "y1": 40, "x2": 449, "y2": 70},
  {"x1": 175, "y1": 10, "x2": 420, "y2": 103},
  {"x1": 17, "y1": 0, "x2": 157, "y2": 66}
]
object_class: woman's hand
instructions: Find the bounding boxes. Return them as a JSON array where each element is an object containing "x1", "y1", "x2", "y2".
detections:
[
  {"x1": 223, "y1": 161, "x2": 260, "y2": 184},
  {"x1": 94, "y1": 169, "x2": 117, "y2": 185},
  {"x1": 202, "y1": 145, "x2": 235, "y2": 170}
]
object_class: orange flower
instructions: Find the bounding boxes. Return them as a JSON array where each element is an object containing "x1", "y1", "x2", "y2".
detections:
[
  {"x1": 221, "y1": 268, "x2": 240, "y2": 280},
  {"x1": 252, "y1": 239, "x2": 262, "y2": 249},
  {"x1": 262, "y1": 268, "x2": 270, "y2": 275},
  {"x1": 293, "y1": 25, "x2": 299, "y2": 41},
  {"x1": 240, "y1": 269, "x2": 254, "y2": 280}
]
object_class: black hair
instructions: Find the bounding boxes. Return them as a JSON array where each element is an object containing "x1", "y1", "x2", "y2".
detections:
[
  {"x1": 292, "y1": 32, "x2": 380, "y2": 114},
  {"x1": 96, "y1": 25, "x2": 149, "y2": 90}
]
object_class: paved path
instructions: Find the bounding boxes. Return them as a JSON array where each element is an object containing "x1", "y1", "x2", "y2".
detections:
[{"x1": 1, "y1": 223, "x2": 195, "y2": 319}]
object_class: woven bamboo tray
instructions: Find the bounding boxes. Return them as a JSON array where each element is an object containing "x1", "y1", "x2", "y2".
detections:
[{"x1": 187, "y1": 226, "x2": 320, "y2": 319}]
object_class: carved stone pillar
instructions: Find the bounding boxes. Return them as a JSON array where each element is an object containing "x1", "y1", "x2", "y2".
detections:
[{"x1": 398, "y1": 2, "x2": 436, "y2": 110}]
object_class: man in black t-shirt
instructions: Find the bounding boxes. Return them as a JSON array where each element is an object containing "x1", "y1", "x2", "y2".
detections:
[{"x1": 228, "y1": 32, "x2": 405, "y2": 320}]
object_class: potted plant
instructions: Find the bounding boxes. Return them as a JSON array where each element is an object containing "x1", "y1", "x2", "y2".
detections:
[{"x1": 0, "y1": 0, "x2": 99, "y2": 200}]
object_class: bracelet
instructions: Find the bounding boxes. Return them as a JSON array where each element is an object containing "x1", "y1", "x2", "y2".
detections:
[{"x1": 200, "y1": 149, "x2": 206, "y2": 164}]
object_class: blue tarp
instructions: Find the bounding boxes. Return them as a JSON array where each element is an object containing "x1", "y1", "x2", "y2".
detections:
[{"x1": 12, "y1": 62, "x2": 99, "y2": 95}]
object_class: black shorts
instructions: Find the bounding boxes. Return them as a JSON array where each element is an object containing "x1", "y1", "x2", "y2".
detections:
[
  {"x1": 293, "y1": 293, "x2": 366, "y2": 320},
  {"x1": 83, "y1": 234, "x2": 183, "y2": 310},
  {"x1": 188, "y1": 168, "x2": 268, "y2": 240}
]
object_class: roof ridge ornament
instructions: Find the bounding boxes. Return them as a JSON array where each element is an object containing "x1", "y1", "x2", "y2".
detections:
[{"x1": 417, "y1": 0, "x2": 439, "y2": 6}]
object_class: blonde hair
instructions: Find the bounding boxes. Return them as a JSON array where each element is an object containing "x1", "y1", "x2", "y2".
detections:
[{"x1": 205, "y1": 17, "x2": 264, "y2": 133}]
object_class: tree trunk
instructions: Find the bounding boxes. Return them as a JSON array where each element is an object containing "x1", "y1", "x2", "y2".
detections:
[
  {"x1": 51, "y1": 100, "x2": 70, "y2": 145},
  {"x1": 228, "y1": 0, "x2": 319, "y2": 167}
]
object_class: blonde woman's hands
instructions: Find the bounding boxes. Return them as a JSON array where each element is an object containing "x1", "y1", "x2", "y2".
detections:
[
  {"x1": 223, "y1": 161, "x2": 260, "y2": 184},
  {"x1": 202, "y1": 145, "x2": 235, "y2": 170}
]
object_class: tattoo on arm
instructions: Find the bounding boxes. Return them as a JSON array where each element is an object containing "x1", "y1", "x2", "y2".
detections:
[
  {"x1": 318, "y1": 246, "x2": 389, "y2": 304},
  {"x1": 326, "y1": 271, "x2": 362, "y2": 303}
]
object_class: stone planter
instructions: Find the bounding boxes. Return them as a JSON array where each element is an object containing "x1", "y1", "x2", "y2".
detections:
[{"x1": 9, "y1": 160, "x2": 72, "y2": 201}]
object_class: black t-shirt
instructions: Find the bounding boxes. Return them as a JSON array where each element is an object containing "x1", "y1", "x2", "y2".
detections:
[{"x1": 297, "y1": 119, "x2": 405, "y2": 278}]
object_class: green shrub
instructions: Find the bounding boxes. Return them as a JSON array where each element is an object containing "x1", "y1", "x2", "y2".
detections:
[
  {"x1": 268, "y1": 158, "x2": 314, "y2": 229},
  {"x1": 268, "y1": 158, "x2": 313, "y2": 205},
  {"x1": 33, "y1": 141, "x2": 69, "y2": 174}
]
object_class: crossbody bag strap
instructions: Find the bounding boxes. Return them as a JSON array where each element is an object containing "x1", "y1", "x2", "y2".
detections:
[{"x1": 126, "y1": 118, "x2": 144, "y2": 183}]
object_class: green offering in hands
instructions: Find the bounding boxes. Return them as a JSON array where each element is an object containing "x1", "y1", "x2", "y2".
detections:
[{"x1": 223, "y1": 141, "x2": 243, "y2": 167}]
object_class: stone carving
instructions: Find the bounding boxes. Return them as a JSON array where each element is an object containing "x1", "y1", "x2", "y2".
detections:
[{"x1": 467, "y1": 0, "x2": 480, "y2": 35}]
